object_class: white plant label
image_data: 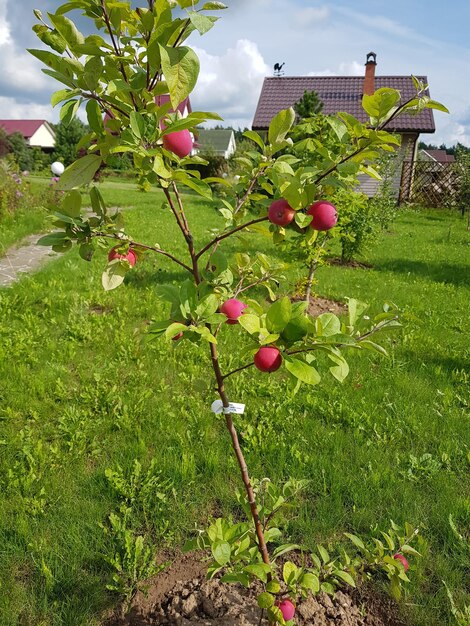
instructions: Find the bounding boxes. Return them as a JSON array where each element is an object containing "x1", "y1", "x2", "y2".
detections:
[{"x1": 211, "y1": 400, "x2": 245, "y2": 415}]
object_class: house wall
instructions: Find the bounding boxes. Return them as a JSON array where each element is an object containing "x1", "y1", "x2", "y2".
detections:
[
  {"x1": 225, "y1": 133, "x2": 236, "y2": 159},
  {"x1": 29, "y1": 124, "x2": 55, "y2": 149},
  {"x1": 357, "y1": 132, "x2": 418, "y2": 200}
]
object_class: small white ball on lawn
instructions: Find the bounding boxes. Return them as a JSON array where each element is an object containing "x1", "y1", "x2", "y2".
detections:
[{"x1": 51, "y1": 161, "x2": 65, "y2": 176}]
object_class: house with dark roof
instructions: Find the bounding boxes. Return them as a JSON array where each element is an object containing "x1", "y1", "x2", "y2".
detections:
[
  {"x1": 0, "y1": 120, "x2": 56, "y2": 151},
  {"x1": 419, "y1": 148, "x2": 455, "y2": 164},
  {"x1": 194, "y1": 129, "x2": 236, "y2": 159},
  {"x1": 252, "y1": 53, "x2": 436, "y2": 200}
]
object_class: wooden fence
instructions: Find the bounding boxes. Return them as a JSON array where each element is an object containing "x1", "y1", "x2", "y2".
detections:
[{"x1": 399, "y1": 161, "x2": 465, "y2": 207}]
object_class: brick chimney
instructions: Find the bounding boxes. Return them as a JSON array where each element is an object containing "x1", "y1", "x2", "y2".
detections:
[{"x1": 363, "y1": 52, "x2": 377, "y2": 95}]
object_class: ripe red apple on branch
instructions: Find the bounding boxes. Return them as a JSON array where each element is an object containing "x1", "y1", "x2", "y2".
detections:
[
  {"x1": 220, "y1": 299, "x2": 247, "y2": 324},
  {"x1": 277, "y1": 599, "x2": 296, "y2": 621},
  {"x1": 254, "y1": 346, "x2": 283, "y2": 372},
  {"x1": 393, "y1": 553, "x2": 409, "y2": 571},
  {"x1": 307, "y1": 200, "x2": 338, "y2": 231},
  {"x1": 108, "y1": 246, "x2": 137, "y2": 267},
  {"x1": 162, "y1": 129, "x2": 193, "y2": 158},
  {"x1": 268, "y1": 199, "x2": 295, "y2": 226}
]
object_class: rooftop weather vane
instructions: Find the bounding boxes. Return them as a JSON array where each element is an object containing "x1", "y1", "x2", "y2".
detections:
[{"x1": 274, "y1": 62, "x2": 285, "y2": 77}]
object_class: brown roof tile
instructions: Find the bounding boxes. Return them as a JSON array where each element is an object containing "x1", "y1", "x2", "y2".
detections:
[
  {"x1": 422, "y1": 149, "x2": 455, "y2": 163},
  {"x1": 252, "y1": 76, "x2": 435, "y2": 133}
]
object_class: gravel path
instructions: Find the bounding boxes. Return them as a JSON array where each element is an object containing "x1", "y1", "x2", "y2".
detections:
[{"x1": 0, "y1": 234, "x2": 59, "y2": 287}]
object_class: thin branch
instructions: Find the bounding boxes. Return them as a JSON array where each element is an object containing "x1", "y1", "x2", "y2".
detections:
[
  {"x1": 234, "y1": 274, "x2": 274, "y2": 297},
  {"x1": 100, "y1": 0, "x2": 138, "y2": 110},
  {"x1": 195, "y1": 216, "x2": 268, "y2": 260},
  {"x1": 93, "y1": 232, "x2": 192, "y2": 273},
  {"x1": 314, "y1": 97, "x2": 417, "y2": 185},
  {"x1": 222, "y1": 362, "x2": 255, "y2": 381},
  {"x1": 234, "y1": 170, "x2": 262, "y2": 215},
  {"x1": 286, "y1": 316, "x2": 400, "y2": 356}
]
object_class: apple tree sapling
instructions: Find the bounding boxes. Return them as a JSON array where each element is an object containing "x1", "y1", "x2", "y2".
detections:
[{"x1": 32, "y1": 1, "x2": 447, "y2": 622}]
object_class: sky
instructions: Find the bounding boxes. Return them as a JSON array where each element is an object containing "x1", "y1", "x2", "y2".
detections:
[{"x1": 0, "y1": 0, "x2": 469, "y2": 146}]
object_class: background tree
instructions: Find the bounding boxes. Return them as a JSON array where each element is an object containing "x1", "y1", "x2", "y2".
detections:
[
  {"x1": 52, "y1": 118, "x2": 89, "y2": 167},
  {"x1": 6, "y1": 132, "x2": 36, "y2": 171},
  {"x1": 294, "y1": 90, "x2": 323, "y2": 120}
]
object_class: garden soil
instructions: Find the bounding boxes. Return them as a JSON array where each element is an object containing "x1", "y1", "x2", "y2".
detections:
[{"x1": 104, "y1": 553, "x2": 406, "y2": 626}]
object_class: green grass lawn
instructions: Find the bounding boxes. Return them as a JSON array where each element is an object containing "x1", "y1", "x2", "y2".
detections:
[{"x1": 0, "y1": 187, "x2": 468, "y2": 626}]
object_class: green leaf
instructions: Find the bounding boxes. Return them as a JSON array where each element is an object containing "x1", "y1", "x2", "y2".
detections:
[
  {"x1": 48, "y1": 13, "x2": 85, "y2": 51},
  {"x1": 317, "y1": 545, "x2": 330, "y2": 564},
  {"x1": 425, "y1": 99, "x2": 449, "y2": 113},
  {"x1": 267, "y1": 606, "x2": 285, "y2": 624},
  {"x1": 347, "y1": 298, "x2": 368, "y2": 328},
  {"x1": 344, "y1": 533, "x2": 366, "y2": 551},
  {"x1": 257, "y1": 592, "x2": 275, "y2": 609},
  {"x1": 160, "y1": 44, "x2": 200, "y2": 109},
  {"x1": 301, "y1": 572, "x2": 320, "y2": 593},
  {"x1": 328, "y1": 352, "x2": 349, "y2": 383},
  {"x1": 266, "y1": 580, "x2": 281, "y2": 594},
  {"x1": 244, "y1": 563, "x2": 271, "y2": 583},
  {"x1": 285, "y1": 358, "x2": 321, "y2": 386},
  {"x1": 400, "y1": 544, "x2": 421, "y2": 556},
  {"x1": 212, "y1": 541, "x2": 231, "y2": 566},
  {"x1": 86, "y1": 99, "x2": 104, "y2": 135},
  {"x1": 243, "y1": 130, "x2": 265, "y2": 150},
  {"x1": 220, "y1": 572, "x2": 250, "y2": 586},
  {"x1": 32, "y1": 25, "x2": 67, "y2": 54},
  {"x1": 37, "y1": 232, "x2": 70, "y2": 247},
  {"x1": 266, "y1": 297, "x2": 291, "y2": 333},
  {"x1": 283, "y1": 561, "x2": 298, "y2": 585},
  {"x1": 381, "y1": 532, "x2": 395, "y2": 551},
  {"x1": 201, "y1": 1, "x2": 228, "y2": 8},
  {"x1": 187, "y1": 11, "x2": 217, "y2": 35},
  {"x1": 61, "y1": 190, "x2": 82, "y2": 217},
  {"x1": 268, "y1": 107, "x2": 295, "y2": 145},
  {"x1": 316, "y1": 313, "x2": 341, "y2": 337},
  {"x1": 51, "y1": 88, "x2": 78, "y2": 107},
  {"x1": 129, "y1": 111, "x2": 145, "y2": 139},
  {"x1": 102, "y1": 261, "x2": 128, "y2": 291},
  {"x1": 173, "y1": 173, "x2": 212, "y2": 199},
  {"x1": 334, "y1": 570, "x2": 356, "y2": 587},
  {"x1": 60, "y1": 99, "x2": 80, "y2": 126},
  {"x1": 153, "y1": 154, "x2": 171, "y2": 179},
  {"x1": 58, "y1": 154, "x2": 102, "y2": 190},
  {"x1": 238, "y1": 313, "x2": 260, "y2": 335}
]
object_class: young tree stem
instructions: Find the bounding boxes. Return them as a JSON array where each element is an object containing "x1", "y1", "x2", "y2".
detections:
[
  {"x1": 168, "y1": 186, "x2": 271, "y2": 568},
  {"x1": 209, "y1": 342, "x2": 271, "y2": 566}
]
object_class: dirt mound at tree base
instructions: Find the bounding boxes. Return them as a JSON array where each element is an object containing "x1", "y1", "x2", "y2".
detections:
[{"x1": 105, "y1": 554, "x2": 406, "y2": 626}]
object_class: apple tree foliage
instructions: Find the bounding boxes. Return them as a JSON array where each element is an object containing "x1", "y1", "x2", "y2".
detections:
[{"x1": 31, "y1": 0, "x2": 446, "y2": 620}]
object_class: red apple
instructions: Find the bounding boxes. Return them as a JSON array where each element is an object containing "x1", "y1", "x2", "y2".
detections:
[
  {"x1": 268, "y1": 199, "x2": 295, "y2": 226},
  {"x1": 277, "y1": 599, "x2": 295, "y2": 621},
  {"x1": 162, "y1": 129, "x2": 193, "y2": 158},
  {"x1": 172, "y1": 331, "x2": 184, "y2": 341},
  {"x1": 254, "y1": 346, "x2": 282, "y2": 372},
  {"x1": 108, "y1": 246, "x2": 137, "y2": 267},
  {"x1": 393, "y1": 553, "x2": 409, "y2": 571},
  {"x1": 220, "y1": 298, "x2": 247, "y2": 324},
  {"x1": 307, "y1": 200, "x2": 338, "y2": 231}
]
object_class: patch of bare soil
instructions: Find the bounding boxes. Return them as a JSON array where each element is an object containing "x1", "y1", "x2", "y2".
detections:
[
  {"x1": 104, "y1": 553, "x2": 406, "y2": 626},
  {"x1": 293, "y1": 296, "x2": 347, "y2": 318},
  {"x1": 328, "y1": 258, "x2": 373, "y2": 270}
]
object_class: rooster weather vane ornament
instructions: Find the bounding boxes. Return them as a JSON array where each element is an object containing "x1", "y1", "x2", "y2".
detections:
[{"x1": 274, "y1": 62, "x2": 285, "y2": 77}]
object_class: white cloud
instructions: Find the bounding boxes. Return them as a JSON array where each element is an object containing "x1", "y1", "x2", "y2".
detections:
[
  {"x1": 0, "y1": 1, "x2": 51, "y2": 94},
  {"x1": 0, "y1": 0, "x2": 11, "y2": 44},
  {"x1": 293, "y1": 6, "x2": 330, "y2": 27},
  {"x1": 0, "y1": 96, "x2": 52, "y2": 119},
  {"x1": 192, "y1": 39, "x2": 269, "y2": 128},
  {"x1": 308, "y1": 60, "x2": 363, "y2": 77}
]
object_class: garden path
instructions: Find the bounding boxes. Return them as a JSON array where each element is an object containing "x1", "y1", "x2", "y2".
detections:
[
  {"x1": 0, "y1": 207, "x2": 127, "y2": 287},
  {"x1": 0, "y1": 234, "x2": 59, "y2": 287}
]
